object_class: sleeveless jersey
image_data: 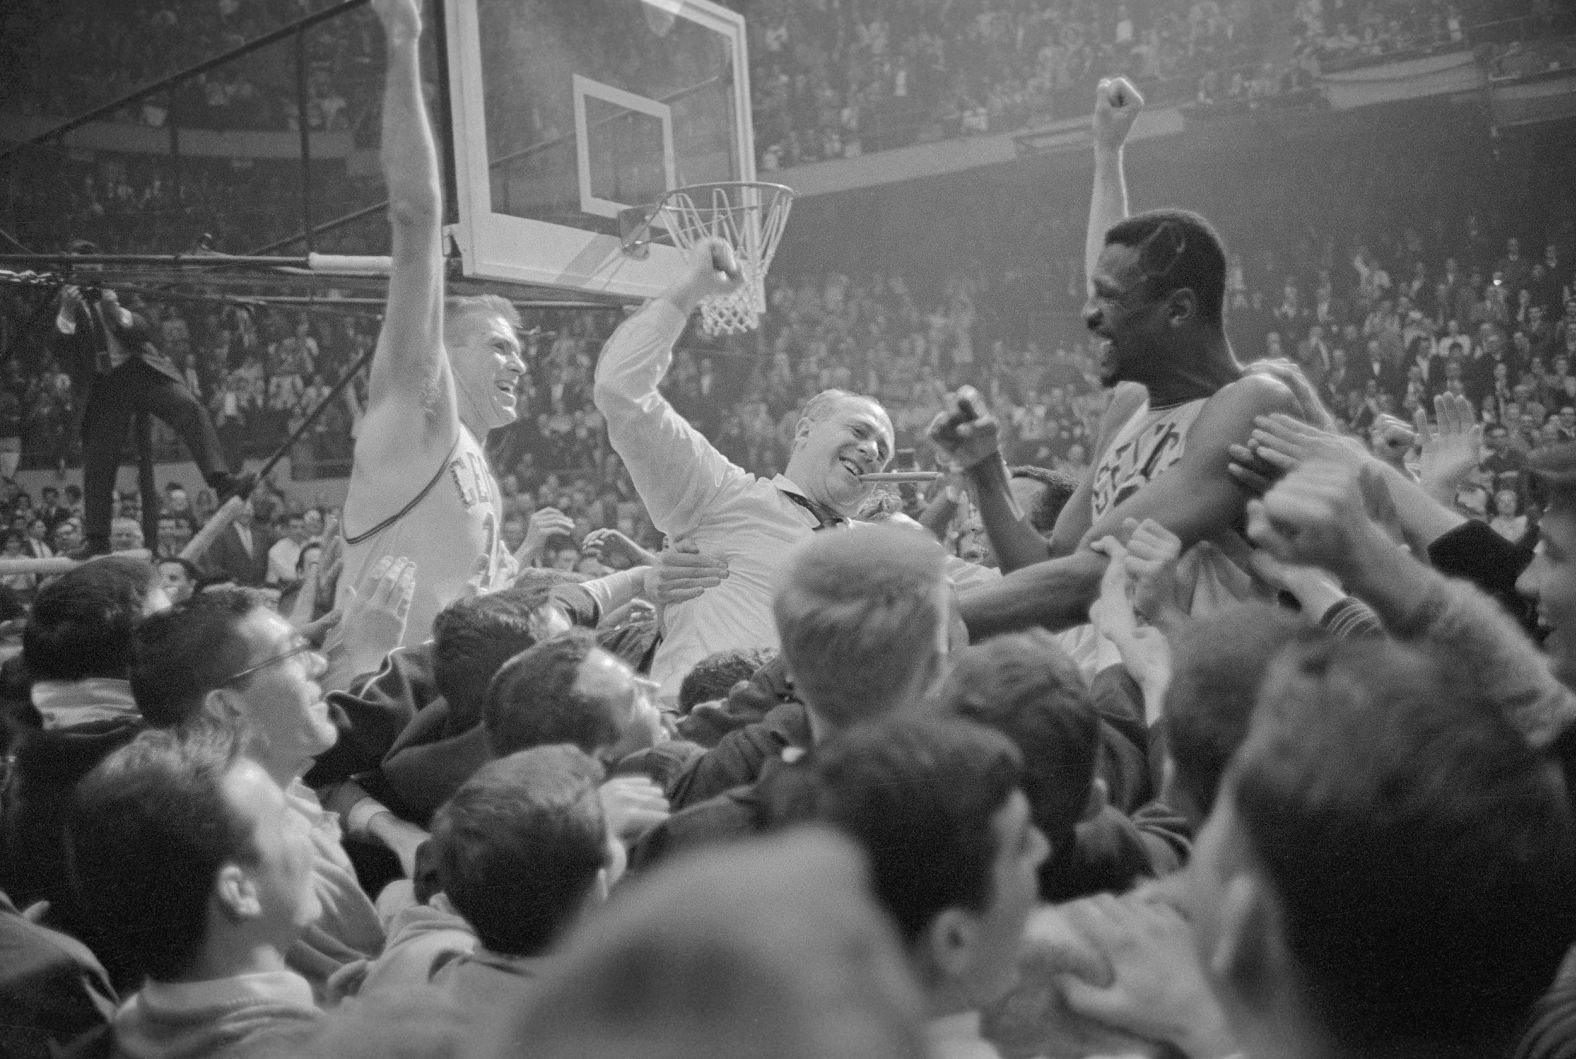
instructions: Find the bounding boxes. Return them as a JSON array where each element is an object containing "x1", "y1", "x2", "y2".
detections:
[
  {"x1": 1090, "y1": 396, "x2": 1257, "y2": 620},
  {"x1": 338, "y1": 426, "x2": 506, "y2": 647}
]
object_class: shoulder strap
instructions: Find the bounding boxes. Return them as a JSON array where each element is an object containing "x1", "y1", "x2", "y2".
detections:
[{"x1": 342, "y1": 436, "x2": 462, "y2": 546}]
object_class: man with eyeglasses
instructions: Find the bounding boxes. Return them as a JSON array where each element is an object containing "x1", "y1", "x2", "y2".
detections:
[
  {"x1": 929, "y1": 76, "x2": 1305, "y2": 640},
  {"x1": 130, "y1": 589, "x2": 425, "y2": 994}
]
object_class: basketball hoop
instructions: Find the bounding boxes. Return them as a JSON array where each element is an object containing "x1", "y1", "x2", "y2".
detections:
[{"x1": 634, "y1": 181, "x2": 795, "y2": 336}]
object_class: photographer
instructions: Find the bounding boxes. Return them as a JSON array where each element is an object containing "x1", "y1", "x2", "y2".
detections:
[{"x1": 54, "y1": 282, "x2": 243, "y2": 559}]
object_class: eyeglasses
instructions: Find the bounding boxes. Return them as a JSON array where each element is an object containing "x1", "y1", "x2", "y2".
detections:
[{"x1": 221, "y1": 640, "x2": 321, "y2": 687}]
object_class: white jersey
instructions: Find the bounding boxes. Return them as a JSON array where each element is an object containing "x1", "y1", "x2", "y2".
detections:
[
  {"x1": 1090, "y1": 395, "x2": 1256, "y2": 620},
  {"x1": 339, "y1": 426, "x2": 507, "y2": 646}
]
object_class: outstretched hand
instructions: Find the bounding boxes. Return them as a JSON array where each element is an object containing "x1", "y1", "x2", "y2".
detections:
[
  {"x1": 645, "y1": 538, "x2": 729, "y2": 608},
  {"x1": 1093, "y1": 76, "x2": 1144, "y2": 152},
  {"x1": 927, "y1": 385, "x2": 1001, "y2": 471},
  {"x1": 1414, "y1": 393, "x2": 1482, "y2": 503},
  {"x1": 1226, "y1": 413, "x2": 1369, "y2": 495},
  {"x1": 1246, "y1": 458, "x2": 1395, "y2": 586},
  {"x1": 582, "y1": 527, "x2": 656, "y2": 570},
  {"x1": 515, "y1": 506, "x2": 575, "y2": 566}
]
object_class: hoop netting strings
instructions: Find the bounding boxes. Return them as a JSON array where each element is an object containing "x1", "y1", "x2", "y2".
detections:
[{"x1": 658, "y1": 184, "x2": 793, "y2": 335}]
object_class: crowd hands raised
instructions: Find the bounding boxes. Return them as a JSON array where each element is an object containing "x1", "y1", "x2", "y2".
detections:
[{"x1": 8, "y1": 63, "x2": 1576, "y2": 1059}]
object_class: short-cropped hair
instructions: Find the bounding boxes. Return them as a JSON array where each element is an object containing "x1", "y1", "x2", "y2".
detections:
[
  {"x1": 803, "y1": 718, "x2": 1021, "y2": 946},
  {"x1": 444, "y1": 294, "x2": 520, "y2": 340},
  {"x1": 1165, "y1": 603, "x2": 1323, "y2": 821},
  {"x1": 431, "y1": 745, "x2": 609, "y2": 957},
  {"x1": 677, "y1": 647, "x2": 777, "y2": 714},
  {"x1": 68, "y1": 725, "x2": 251, "y2": 981},
  {"x1": 773, "y1": 526, "x2": 946, "y2": 730},
  {"x1": 484, "y1": 630, "x2": 625, "y2": 759},
  {"x1": 24, "y1": 555, "x2": 157, "y2": 681},
  {"x1": 936, "y1": 630, "x2": 1098, "y2": 846},
  {"x1": 432, "y1": 582, "x2": 553, "y2": 731},
  {"x1": 131, "y1": 589, "x2": 262, "y2": 729},
  {"x1": 1232, "y1": 638, "x2": 1576, "y2": 1055},
  {"x1": 1105, "y1": 209, "x2": 1227, "y2": 327},
  {"x1": 1007, "y1": 466, "x2": 1080, "y2": 534}
]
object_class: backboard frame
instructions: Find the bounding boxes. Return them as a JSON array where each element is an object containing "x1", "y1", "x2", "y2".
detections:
[{"x1": 442, "y1": 0, "x2": 756, "y2": 301}]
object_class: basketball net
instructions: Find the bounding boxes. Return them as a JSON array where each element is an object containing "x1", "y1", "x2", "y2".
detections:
[{"x1": 655, "y1": 182, "x2": 795, "y2": 336}]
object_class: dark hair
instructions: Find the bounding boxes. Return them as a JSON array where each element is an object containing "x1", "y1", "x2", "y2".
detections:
[
  {"x1": 1007, "y1": 466, "x2": 1080, "y2": 534},
  {"x1": 677, "y1": 647, "x2": 777, "y2": 714},
  {"x1": 432, "y1": 583, "x2": 553, "y2": 730},
  {"x1": 1530, "y1": 443, "x2": 1576, "y2": 514},
  {"x1": 1232, "y1": 638, "x2": 1576, "y2": 1055},
  {"x1": 1104, "y1": 209, "x2": 1228, "y2": 327},
  {"x1": 773, "y1": 526, "x2": 946, "y2": 730},
  {"x1": 936, "y1": 631, "x2": 1097, "y2": 848},
  {"x1": 157, "y1": 556, "x2": 201, "y2": 583},
  {"x1": 484, "y1": 630, "x2": 626, "y2": 759},
  {"x1": 431, "y1": 745, "x2": 609, "y2": 956},
  {"x1": 67, "y1": 725, "x2": 253, "y2": 981},
  {"x1": 801, "y1": 718, "x2": 1021, "y2": 945},
  {"x1": 1165, "y1": 603, "x2": 1323, "y2": 822},
  {"x1": 131, "y1": 589, "x2": 262, "y2": 728},
  {"x1": 24, "y1": 555, "x2": 158, "y2": 680}
]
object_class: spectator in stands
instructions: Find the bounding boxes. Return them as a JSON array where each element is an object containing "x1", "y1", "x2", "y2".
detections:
[
  {"x1": 68, "y1": 726, "x2": 322, "y2": 1057},
  {"x1": 156, "y1": 556, "x2": 200, "y2": 605}
]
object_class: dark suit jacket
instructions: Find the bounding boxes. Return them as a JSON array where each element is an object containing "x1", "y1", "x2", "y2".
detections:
[
  {"x1": 55, "y1": 302, "x2": 185, "y2": 428},
  {"x1": 202, "y1": 522, "x2": 271, "y2": 586}
]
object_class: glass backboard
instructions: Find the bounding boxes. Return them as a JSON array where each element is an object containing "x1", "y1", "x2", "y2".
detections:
[{"x1": 444, "y1": 0, "x2": 753, "y2": 299}]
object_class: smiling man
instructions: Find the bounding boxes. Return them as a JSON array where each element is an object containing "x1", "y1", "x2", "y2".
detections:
[
  {"x1": 933, "y1": 77, "x2": 1302, "y2": 638},
  {"x1": 594, "y1": 242, "x2": 914, "y2": 697},
  {"x1": 337, "y1": 0, "x2": 527, "y2": 645}
]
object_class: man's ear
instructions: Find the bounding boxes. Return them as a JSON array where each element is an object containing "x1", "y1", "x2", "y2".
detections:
[
  {"x1": 204, "y1": 686, "x2": 243, "y2": 729},
  {"x1": 214, "y1": 863, "x2": 260, "y2": 921},
  {"x1": 792, "y1": 416, "x2": 813, "y2": 449},
  {"x1": 922, "y1": 906, "x2": 980, "y2": 984},
  {"x1": 1168, "y1": 288, "x2": 1198, "y2": 325},
  {"x1": 1079, "y1": 776, "x2": 1109, "y2": 823}
]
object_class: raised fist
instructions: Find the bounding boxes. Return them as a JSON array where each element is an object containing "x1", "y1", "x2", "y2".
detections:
[{"x1": 1093, "y1": 77, "x2": 1144, "y2": 152}]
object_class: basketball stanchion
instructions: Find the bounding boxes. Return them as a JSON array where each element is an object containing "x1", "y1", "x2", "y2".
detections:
[{"x1": 621, "y1": 181, "x2": 795, "y2": 336}]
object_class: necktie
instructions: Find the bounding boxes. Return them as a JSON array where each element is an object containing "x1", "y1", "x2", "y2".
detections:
[{"x1": 782, "y1": 490, "x2": 846, "y2": 531}]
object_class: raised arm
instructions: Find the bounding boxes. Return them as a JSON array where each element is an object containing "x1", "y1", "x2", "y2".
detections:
[
  {"x1": 360, "y1": 0, "x2": 452, "y2": 452},
  {"x1": 592, "y1": 242, "x2": 745, "y2": 538},
  {"x1": 1085, "y1": 78, "x2": 1143, "y2": 292}
]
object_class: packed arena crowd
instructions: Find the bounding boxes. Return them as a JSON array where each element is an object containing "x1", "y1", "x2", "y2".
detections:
[{"x1": 9, "y1": 1, "x2": 1576, "y2": 1058}]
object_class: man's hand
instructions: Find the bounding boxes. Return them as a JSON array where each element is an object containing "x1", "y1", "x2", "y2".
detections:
[
  {"x1": 1121, "y1": 517, "x2": 1186, "y2": 631},
  {"x1": 314, "y1": 515, "x2": 344, "y2": 617},
  {"x1": 644, "y1": 538, "x2": 729, "y2": 608},
  {"x1": 1369, "y1": 413, "x2": 1416, "y2": 470},
  {"x1": 514, "y1": 506, "x2": 575, "y2": 566},
  {"x1": 1227, "y1": 413, "x2": 1370, "y2": 492},
  {"x1": 599, "y1": 775, "x2": 669, "y2": 845},
  {"x1": 927, "y1": 385, "x2": 1001, "y2": 471},
  {"x1": 1058, "y1": 894, "x2": 1237, "y2": 1059},
  {"x1": 665, "y1": 238, "x2": 746, "y2": 316},
  {"x1": 1414, "y1": 393, "x2": 1482, "y2": 504},
  {"x1": 1089, "y1": 536, "x2": 1172, "y2": 715},
  {"x1": 371, "y1": 0, "x2": 421, "y2": 43},
  {"x1": 321, "y1": 555, "x2": 416, "y2": 693},
  {"x1": 58, "y1": 285, "x2": 84, "y2": 315},
  {"x1": 581, "y1": 527, "x2": 656, "y2": 570},
  {"x1": 1247, "y1": 459, "x2": 1397, "y2": 587},
  {"x1": 1093, "y1": 76, "x2": 1144, "y2": 153}
]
